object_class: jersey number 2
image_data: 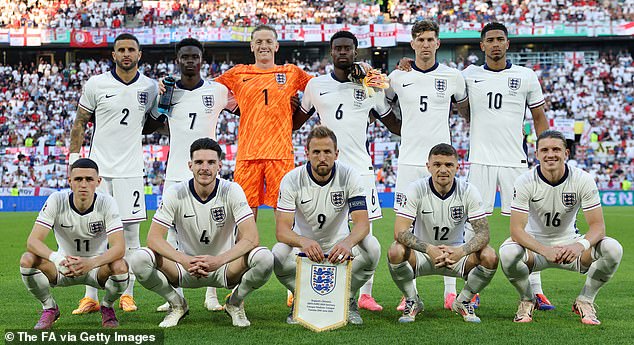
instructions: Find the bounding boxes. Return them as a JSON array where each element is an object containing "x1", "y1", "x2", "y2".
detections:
[{"x1": 120, "y1": 108, "x2": 129, "y2": 125}]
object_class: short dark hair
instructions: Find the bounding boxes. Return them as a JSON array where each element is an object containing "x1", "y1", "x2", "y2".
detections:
[
  {"x1": 176, "y1": 38, "x2": 204, "y2": 55},
  {"x1": 70, "y1": 158, "x2": 99, "y2": 173},
  {"x1": 330, "y1": 30, "x2": 358, "y2": 48},
  {"x1": 481, "y1": 22, "x2": 508, "y2": 39},
  {"x1": 306, "y1": 126, "x2": 337, "y2": 150},
  {"x1": 428, "y1": 143, "x2": 458, "y2": 159},
  {"x1": 190, "y1": 137, "x2": 223, "y2": 159},
  {"x1": 114, "y1": 33, "x2": 140, "y2": 48},
  {"x1": 536, "y1": 130, "x2": 567, "y2": 150},
  {"x1": 251, "y1": 25, "x2": 277, "y2": 39},
  {"x1": 411, "y1": 20, "x2": 440, "y2": 39}
]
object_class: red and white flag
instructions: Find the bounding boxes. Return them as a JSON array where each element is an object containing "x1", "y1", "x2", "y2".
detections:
[{"x1": 9, "y1": 27, "x2": 41, "y2": 46}]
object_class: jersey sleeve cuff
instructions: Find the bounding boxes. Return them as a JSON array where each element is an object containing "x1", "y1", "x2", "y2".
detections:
[
  {"x1": 235, "y1": 213, "x2": 254, "y2": 225},
  {"x1": 106, "y1": 226, "x2": 123, "y2": 235},
  {"x1": 300, "y1": 105, "x2": 316, "y2": 116},
  {"x1": 152, "y1": 217, "x2": 172, "y2": 228},
  {"x1": 377, "y1": 106, "x2": 392, "y2": 118},
  {"x1": 78, "y1": 102, "x2": 94, "y2": 113},
  {"x1": 455, "y1": 94, "x2": 468, "y2": 103},
  {"x1": 510, "y1": 206, "x2": 529, "y2": 214},
  {"x1": 35, "y1": 219, "x2": 53, "y2": 229},
  {"x1": 582, "y1": 202, "x2": 601, "y2": 212},
  {"x1": 395, "y1": 212, "x2": 416, "y2": 221},
  {"x1": 528, "y1": 99, "x2": 545, "y2": 109},
  {"x1": 276, "y1": 206, "x2": 295, "y2": 213},
  {"x1": 468, "y1": 213, "x2": 486, "y2": 221}
]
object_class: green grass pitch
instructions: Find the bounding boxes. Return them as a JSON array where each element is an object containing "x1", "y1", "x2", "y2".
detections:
[{"x1": 1, "y1": 208, "x2": 632, "y2": 344}]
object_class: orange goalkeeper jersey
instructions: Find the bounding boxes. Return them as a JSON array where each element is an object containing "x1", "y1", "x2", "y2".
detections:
[{"x1": 216, "y1": 64, "x2": 313, "y2": 161}]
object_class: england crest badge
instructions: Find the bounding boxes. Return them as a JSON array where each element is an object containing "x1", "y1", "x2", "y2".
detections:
[
  {"x1": 450, "y1": 206, "x2": 465, "y2": 221},
  {"x1": 435, "y1": 78, "x2": 447, "y2": 92},
  {"x1": 508, "y1": 77, "x2": 521, "y2": 91},
  {"x1": 354, "y1": 89, "x2": 366, "y2": 101},
  {"x1": 561, "y1": 192, "x2": 577, "y2": 207},
  {"x1": 89, "y1": 220, "x2": 105, "y2": 236},
  {"x1": 211, "y1": 207, "x2": 226, "y2": 222},
  {"x1": 275, "y1": 73, "x2": 287, "y2": 85},
  {"x1": 311, "y1": 265, "x2": 336, "y2": 296},
  {"x1": 137, "y1": 91, "x2": 149, "y2": 105},
  {"x1": 202, "y1": 95, "x2": 214, "y2": 109},
  {"x1": 330, "y1": 191, "x2": 345, "y2": 207}
]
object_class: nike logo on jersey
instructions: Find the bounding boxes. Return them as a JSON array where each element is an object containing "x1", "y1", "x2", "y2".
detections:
[
  {"x1": 402, "y1": 83, "x2": 414, "y2": 87},
  {"x1": 474, "y1": 80, "x2": 485, "y2": 83},
  {"x1": 300, "y1": 199, "x2": 312, "y2": 204},
  {"x1": 242, "y1": 77, "x2": 253, "y2": 82},
  {"x1": 132, "y1": 210, "x2": 141, "y2": 215},
  {"x1": 371, "y1": 207, "x2": 379, "y2": 213},
  {"x1": 530, "y1": 197, "x2": 544, "y2": 202},
  {"x1": 421, "y1": 211, "x2": 433, "y2": 214},
  {"x1": 319, "y1": 91, "x2": 330, "y2": 96},
  {"x1": 184, "y1": 214, "x2": 195, "y2": 218},
  {"x1": 60, "y1": 224, "x2": 73, "y2": 228},
  {"x1": 105, "y1": 94, "x2": 116, "y2": 98}
]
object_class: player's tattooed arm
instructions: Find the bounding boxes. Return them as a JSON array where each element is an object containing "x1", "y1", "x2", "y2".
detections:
[
  {"x1": 462, "y1": 217, "x2": 490, "y2": 255},
  {"x1": 70, "y1": 107, "x2": 93, "y2": 153},
  {"x1": 397, "y1": 230, "x2": 430, "y2": 253}
]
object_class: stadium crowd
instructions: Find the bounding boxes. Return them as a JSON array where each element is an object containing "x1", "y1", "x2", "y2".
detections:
[
  {"x1": 1, "y1": 51, "x2": 633, "y2": 191},
  {"x1": 1, "y1": 0, "x2": 633, "y2": 29}
]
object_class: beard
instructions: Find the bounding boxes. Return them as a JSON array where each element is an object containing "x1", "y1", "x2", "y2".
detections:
[{"x1": 115, "y1": 59, "x2": 138, "y2": 72}]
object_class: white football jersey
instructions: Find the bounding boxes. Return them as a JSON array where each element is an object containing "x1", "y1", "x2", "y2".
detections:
[
  {"x1": 511, "y1": 164, "x2": 601, "y2": 245},
  {"x1": 277, "y1": 162, "x2": 367, "y2": 252},
  {"x1": 78, "y1": 71, "x2": 158, "y2": 178},
  {"x1": 387, "y1": 63, "x2": 467, "y2": 166},
  {"x1": 35, "y1": 190, "x2": 123, "y2": 257},
  {"x1": 155, "y1": 79, "x2": 237, "y2": 181},
  {"x1": 301, "y1": 73, "x2": 391, "y2": 174},
  {"x1": 395, "y1": 177, "x2": 486, "y2": 246},
  {"x1": 462, "y1": 62, "x2": 545, "y2": 167},
  {"x1": 153, "y1": 178, "x2": 253, "y2": 257}
]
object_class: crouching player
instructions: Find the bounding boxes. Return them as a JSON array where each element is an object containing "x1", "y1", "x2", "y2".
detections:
[
  {"x1": 388, "y1": 143, "x2": 498, "y2": 323},
  {"x1": 131, "y1": 138, "x2": 273, "y2": 328},
  {"x1": 500, "y1": 130, "x2": 623, "y2": 324},
  {"x1": 272, "y1": 126, "x2": 381, "y2": 325},
  {"x1": 20, "y1": 158, "x2": 128, "y2": 329}
]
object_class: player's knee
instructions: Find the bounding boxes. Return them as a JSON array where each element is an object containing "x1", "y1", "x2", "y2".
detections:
[
  {"x1": 129, "y1": 247, "x2": 155, "y2": 276},
  {"x1": 109, "y1": 258, "x2": 129, "y2": 275},
  {"x1": 361, "y1": 235, "x2": 381, "y2": 268},
  {"x1": 20, "y1": 252, "x2": 38, "y2": 268},
  {"x1": 250, "y1": 247, "x2": 274, "y2": 273},
  {"x1": 478, "y1": 246, "x2": 499, "y2": 269},
  {"x1": 387, "y1": 241, "x2": 407, "y2": 264},
  {"x1": 272, "y1": 242, "x2": 292, "y2": 273},
  {"x1": 499, "y1": 242, "x2": 525, "y2": 265},
  {"x1": 596, "y1": 237, "x2": 623, "y2": 263}
]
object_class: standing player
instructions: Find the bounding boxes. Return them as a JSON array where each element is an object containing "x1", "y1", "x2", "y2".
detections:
[
  {"x1": 150, "y1": 38, "x2": 238, "y2": 313},
  {"x1": 462, "y1": 22, "x2": 551, "y2": 309},
  {"x1": 215, "y1": 25, "x2": 313, "y2": 221},
  {"x1": 389, "y1": 144, "x2": 497, "y2": 323},
  {"x1": 20, "y1": 158, "x2": 129, "y2": 329},
  {"x1": 70, "y1": 33, "x2": 158, "y2": 314},
  {"x1": 272, "y1": 126, "x2": 380, "y2": 325},
  {"x1": 298, "y1": 30, "x2": 400, "y2": 311},
  {"x1": 500, "y1": 130, "x2": 622, "y2": 324},
  {"x1": 131, "y1": 138, "x2": 273, "y2": 328},
  {"x1": 387, "y1": 20, "x2": 469, "y2": 310}
]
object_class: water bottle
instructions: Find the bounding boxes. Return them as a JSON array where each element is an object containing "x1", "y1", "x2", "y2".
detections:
[{"x1": 157, "y1": 76, "x2": 176, "y2": 114}]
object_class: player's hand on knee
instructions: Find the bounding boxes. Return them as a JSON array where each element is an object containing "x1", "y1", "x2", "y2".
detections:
[
  {"x1": 555, "y1": 244, "x2": 582, "y2": 264},
  {"x1": 192, "y1": 255, "x2": 224, "y2": 273},
  {"x1": 299, "y1": 238, "x2": 324, "y2": 263},
  {"x1": 439, "y1": 245, "x2": 464, "y2": 265},
  {"x1": 328, "y1": 243, "x2": 352, "y2": 264}
]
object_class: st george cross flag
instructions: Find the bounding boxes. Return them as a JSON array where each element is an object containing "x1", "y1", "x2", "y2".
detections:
[{"x1": 294, "y1": 253, "x2": 351, "y2": 332}]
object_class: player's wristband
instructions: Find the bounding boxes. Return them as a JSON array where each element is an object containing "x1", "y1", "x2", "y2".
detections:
[
  {"x1": 577, "y1": 239, "x2": 591, "y2": 251},
  {"x1": 68, "y1": 153, "x2": 80, "y2": 165}
]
